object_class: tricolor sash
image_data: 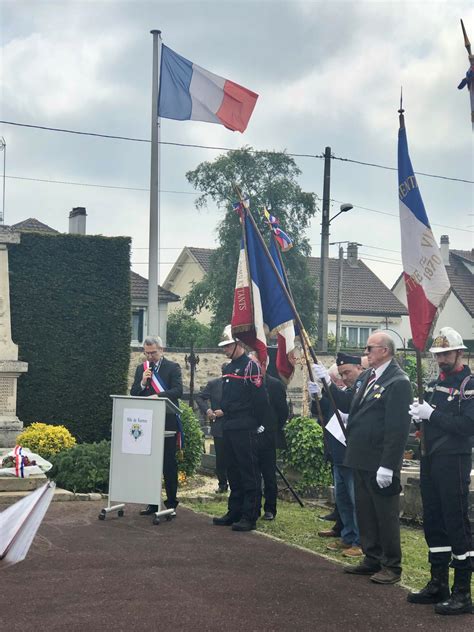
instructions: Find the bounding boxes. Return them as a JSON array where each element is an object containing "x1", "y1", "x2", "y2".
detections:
[
  {"x1": 13, "y1": 445, "x2": 25, "y2": 478},
  {"x1": 144, "y1": 362, "x2": 184, "y2": 449}
]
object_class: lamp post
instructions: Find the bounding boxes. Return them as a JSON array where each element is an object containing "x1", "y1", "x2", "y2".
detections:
[
  {"x1": 0, "y1": 138, "x2": 5, "y2": 225},
  {"x1": 317, "y1": 196, "x2": 353, "y2": 352}
]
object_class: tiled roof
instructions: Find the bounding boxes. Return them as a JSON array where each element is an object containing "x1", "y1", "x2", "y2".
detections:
[
  {"x1": 307, "y1": 257, "x2": 408, "y2": 316},
  {"x1": 130, "y1": 271, "x2": 180, "y2": 303},
  {"x1": 451, "y1": 249, "x2": 474, "y2": 264},
  {"x1": 188, "y1": 247, "x2": 214, "y2": 272},
  {"x1": 11, "y1": 218, "x2": 59, "y2": 234},
  {"x1": 447, "y1": 251, "x2": 474, "y2": 317}
]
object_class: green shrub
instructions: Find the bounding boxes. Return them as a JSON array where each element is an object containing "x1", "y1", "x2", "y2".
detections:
[
  {"x1": 49, "y1": 441, "x2": 110, "y2": 493},
  {"x1": 282, "y1": 416, "x2": 332, "y2": 493},
  {"x1": 178, "y1": 401, "x2": 204, "y2": 477},
  {"x1": 17, "y1": 422, "x2": 76, "y2": 460}
]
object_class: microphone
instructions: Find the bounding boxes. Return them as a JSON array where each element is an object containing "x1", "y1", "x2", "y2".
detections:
[{"x1": 147, "y1": 362, "x2": 155, "y2": 387}]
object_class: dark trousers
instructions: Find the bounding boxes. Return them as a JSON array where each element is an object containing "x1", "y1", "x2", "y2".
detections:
[
  {"x1": 420, "y1": 453, "x2": 473, "y2": 570},
  {"x1": 354, "y1": 469, "x2": 402, "y2": 574},
  {"x1": 213, "y1": 436, "x2": 228, "y2": 490},
  {"x1": 224, "y1": 428, "x2": 260, "y2": 522},
  {"x1": 257, "y1": 433, "x2": 278, "y2": 516},
  {"x1": 163, "y1": 435, "x2": 178, "y2": 508}
]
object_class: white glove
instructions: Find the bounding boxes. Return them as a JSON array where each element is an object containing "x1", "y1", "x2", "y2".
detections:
[
  {"x1": 312, "y1": 363, "x2": 330, "y2": 384},
  {"x1": 409, "y1": 401, "x2": 434, "y2": 421},
  {"x1": 308, "y1": 381, "x2": 322, "y2": 397},
  {"x1": 376, "y1": 466, "x2": 393, "y2": 489},
  {"x1": 257, "y1": 425, "x2": 265, "y2": 434}
]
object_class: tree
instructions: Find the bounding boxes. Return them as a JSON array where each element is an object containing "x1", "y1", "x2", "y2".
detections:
[
  {"x1": 166, "y1": 309, "x2": 213, "y2": 348},
  {"x1": 185, "y1": 147, "x2": 318, "y2": 340}
]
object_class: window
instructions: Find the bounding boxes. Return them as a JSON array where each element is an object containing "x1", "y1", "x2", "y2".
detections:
[
  {"x1": 131, "y1": 308, "x2": 144, "y2": 345},
  {"x1": 341, "y1": 326, "x2": 378, "y2": 348}
]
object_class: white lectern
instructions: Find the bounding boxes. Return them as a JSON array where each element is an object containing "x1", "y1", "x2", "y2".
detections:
[{"x1": 99, "y1": 395, "x2": 180, "y2": 525}]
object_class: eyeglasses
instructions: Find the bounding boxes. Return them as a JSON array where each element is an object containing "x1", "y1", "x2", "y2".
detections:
[{"x1": 365, "y1": 345, "x2": 387, "y2": 352}]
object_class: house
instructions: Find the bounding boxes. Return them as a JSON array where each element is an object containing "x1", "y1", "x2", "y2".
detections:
[
  {"x1": 392, "y1": 236, "x2": 474, "y2": 347},
  {"x1": 162, "y1": 246, "x2": 215, "y2": 324},
  {"x1": 164, "y1": 242, "x2": 409, "y2": 349},
  {"x1": 10, "y1": 210, "x2": 180, "y2": 346}
]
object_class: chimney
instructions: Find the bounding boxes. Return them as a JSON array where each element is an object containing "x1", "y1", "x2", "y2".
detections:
[
  {"x1": 69, "y1": 207, "x2": 87, "y2": 235},
  {"x1": 440, "y1": 235, "x2": 450, "y2": 266},
  {"x1": 347, "y1": 242, "x2": 359, "y2": 267}
]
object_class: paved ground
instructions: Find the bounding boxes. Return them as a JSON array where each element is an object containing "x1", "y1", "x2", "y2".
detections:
[{"x1": 0, "y1": 501, "x2": 472, "y2": 631}]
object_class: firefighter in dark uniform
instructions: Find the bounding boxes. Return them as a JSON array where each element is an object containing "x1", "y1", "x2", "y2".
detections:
[
  {"x1": 212, "y1": 326, "x2": 268, "y2": 532},
  {"x1": 407, "y1": 327, "x2": 474, "y2": 616}
]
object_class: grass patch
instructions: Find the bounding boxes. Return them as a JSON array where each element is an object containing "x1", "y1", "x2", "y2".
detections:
[{"x1": 183, "y1": 497, "x2": 439, "y2": 591}]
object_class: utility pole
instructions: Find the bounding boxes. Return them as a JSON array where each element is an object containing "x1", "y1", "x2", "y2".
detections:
[
  {"x1": 0, "y1": 138, "x2": 5, "y2": 225},
  {"x1": 335, "y1": 244, "x2": 344, "y2": 352},
  {"x1": 317, "y1": 147, "x2": 331, "y2": 352}
]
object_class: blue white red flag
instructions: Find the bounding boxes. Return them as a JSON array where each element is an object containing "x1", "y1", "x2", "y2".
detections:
[
  {"x1": 398, "y1": 113, "x2": 450, "y2": 351},
  {"x1": 231, "y1": 207, "x2": 295, "y2": 370},
  {"x1": 269, "y1": 239, "x2": 296, "y2": 381},
  {"x1": 263, "y1": 206, "x2": 293, "y2": 252},
  {"x1": 159, "y1": 45, "x2": 258, "y2": 133}
]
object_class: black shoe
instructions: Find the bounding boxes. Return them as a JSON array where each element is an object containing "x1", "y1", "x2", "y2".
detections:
[
  {"x1": 215, "y1": 486, "x2": 228, "y2": 494},
  {"x1": 407, "y1": 567, "x2": 449, "y2": 604},
  {"x1": 139, "y1": 504, "x2": 158, "y2": 515},
  {"x1": 231, "y1": 518, "x2": 256, "y2": 532},
  {"x1": 213, "y1": 513, "x2": 238, "y2": 526},
  {"x1": 344, "y1": 562, "x2": 381, "y2": 575},
  {"x1": 434, "y1": 591, "x2": 473, "y2": 615},
  {"x1": 263, "y1": 511, "x2": 275, "y2": 521},
  {"x1": 322, "y1": 511, "x2": 337, "y2": 521}
]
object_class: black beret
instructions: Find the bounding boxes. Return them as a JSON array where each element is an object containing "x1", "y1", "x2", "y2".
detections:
[{"x1": 336, "y1": 352, "x2": 362, "y2": 366}]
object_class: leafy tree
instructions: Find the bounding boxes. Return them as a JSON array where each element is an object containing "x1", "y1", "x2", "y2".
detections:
[
  {"x1": 166, "y1": 309, "x2": 213, "y2": 348},
  {"x1": 185, "y1": 147, "x2": 318, "y2": 339}
]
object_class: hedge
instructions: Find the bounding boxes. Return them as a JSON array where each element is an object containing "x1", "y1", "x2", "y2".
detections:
[{"x1": 9, "y1": 232, "x2": 131, "y2": 442}]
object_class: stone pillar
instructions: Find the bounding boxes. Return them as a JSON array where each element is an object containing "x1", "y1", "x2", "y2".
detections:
[{"x1": 0, "y1": 227, "x2": 28, "y2": 447}]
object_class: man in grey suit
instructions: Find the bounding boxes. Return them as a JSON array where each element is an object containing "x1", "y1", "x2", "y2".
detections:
[{"x1": 313, "y1": 331, "x2": 412, "y2": 584}]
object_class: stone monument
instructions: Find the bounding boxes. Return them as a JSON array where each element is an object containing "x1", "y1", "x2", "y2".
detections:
[{"x1": 0, "y1": 227, "x2": 28, "y2": 447}]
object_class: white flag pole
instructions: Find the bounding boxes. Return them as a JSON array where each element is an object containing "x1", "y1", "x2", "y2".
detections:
[{"x1": 147, "y1": 29, "x2": 162, "y2": 337}]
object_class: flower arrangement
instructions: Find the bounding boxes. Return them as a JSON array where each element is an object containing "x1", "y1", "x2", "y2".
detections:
[{"x1": 16, "y1": 423, "x2": 76, "y2": 460}]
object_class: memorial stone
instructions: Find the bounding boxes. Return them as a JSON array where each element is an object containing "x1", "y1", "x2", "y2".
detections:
[{"x1": 0, "y1": 227, "x2": 28, "y2": 447}]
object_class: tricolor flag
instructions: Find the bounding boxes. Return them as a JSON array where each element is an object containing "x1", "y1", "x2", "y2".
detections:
[
  {"x1": 398, "y1": 112, "x2": 450, "y2": 350},
  {"x1": 231, "y1": 204, "x2": 295, "y2": 371},
  {"x1": 263, "y1": 206, "x2": 293, "y2": 252},
  {"x1": 269, "y1": 238, "x2": 296, "y2": 381},
  {"x1": 159, "y1": 45, "x2": 258, "y2": 133}
]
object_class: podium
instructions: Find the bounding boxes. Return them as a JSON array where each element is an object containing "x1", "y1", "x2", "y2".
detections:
[{"x1": 99, "y1": 395, "x2": 180, "y2": 525}]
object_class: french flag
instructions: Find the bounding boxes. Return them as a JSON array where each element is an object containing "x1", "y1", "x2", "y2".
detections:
[
  {"x1": 231, "y1": 206, "x2": 295, "y2": 373},
  {"x1": 158, "y1": 45, "x2": 258, "y2": 133},
  {"x1": 398, "y1": 112, "x2": 450, "y2": 351}
]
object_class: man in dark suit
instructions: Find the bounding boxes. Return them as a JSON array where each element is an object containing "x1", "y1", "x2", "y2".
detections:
[
  {"x1": 196, "y1": 363, "x2": 228, "y2": 493},
  {"x1": 313, "y1": 331, "x2": 412, "y2": 584},
  {"x1": 257, "y1": 371, "x2": 289, "y2": 521},
  {"x1": 130, "y1": 336, "x2": 183, "y2": 515}
]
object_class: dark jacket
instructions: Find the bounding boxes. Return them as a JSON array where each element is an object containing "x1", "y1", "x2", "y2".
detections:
[
  {"x1": 221, "y1": 353, "x2": 268, "y2": 431},
  {"x1": 195, "y1": 377, "x2": 225, "y2": 438},
  {"x1": 329, "y1": 359, "x2": 412, "y2": 473},
  {"x1": 263, "y1": 374, "x2": 289, "y2": 449},
  {"x1": 130, "y1": 357, "x2": 183, "y2": 431},
  {"x1": 424, "y1": 365, "x2": 474, "y2": 456}
]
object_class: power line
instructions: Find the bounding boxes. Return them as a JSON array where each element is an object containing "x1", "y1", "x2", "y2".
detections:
[
  {"x1": 5, "y1": 173, "x2": 472, "y2": 235},
  {"x1": 1, "y1": 119, "x2": 472, "y2": 184}
]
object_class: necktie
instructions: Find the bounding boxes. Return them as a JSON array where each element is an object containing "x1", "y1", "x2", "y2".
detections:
[{"x1": 363, "y1": 369, "x2": 377, "y2": 397}]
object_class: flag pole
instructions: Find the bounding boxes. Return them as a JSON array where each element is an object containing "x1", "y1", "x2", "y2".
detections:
[
  {"x1": 264, "y1": 216, "x2": 326, "y2": 422},
  {"x1": 148, "y1": 29, "x2": 162, "y2": 336},
  {"x1": 460, "y1": 19, "x2": 474, "y2": 130},
  {"x1": 234, "y1": 185, "x2": 347, "y2": 438}
]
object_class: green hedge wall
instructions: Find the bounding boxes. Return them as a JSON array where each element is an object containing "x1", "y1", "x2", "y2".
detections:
[{"x1": 9, "y1": 232, "x2": 131, "y2": 442}]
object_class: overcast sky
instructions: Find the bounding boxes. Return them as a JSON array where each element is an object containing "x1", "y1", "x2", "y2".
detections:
[{"x1": 1, "y1": 0, "x2": 473, "y2": 291}]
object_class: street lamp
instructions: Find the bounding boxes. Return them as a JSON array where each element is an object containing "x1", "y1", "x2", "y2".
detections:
[{"x1": 317, "y1": 201, "x2": 354, "y2": 352}]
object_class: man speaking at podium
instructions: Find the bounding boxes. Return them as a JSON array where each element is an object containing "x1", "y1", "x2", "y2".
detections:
[{"x1": 130, "y1": 336, "x2": 183, "y2": 516}]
